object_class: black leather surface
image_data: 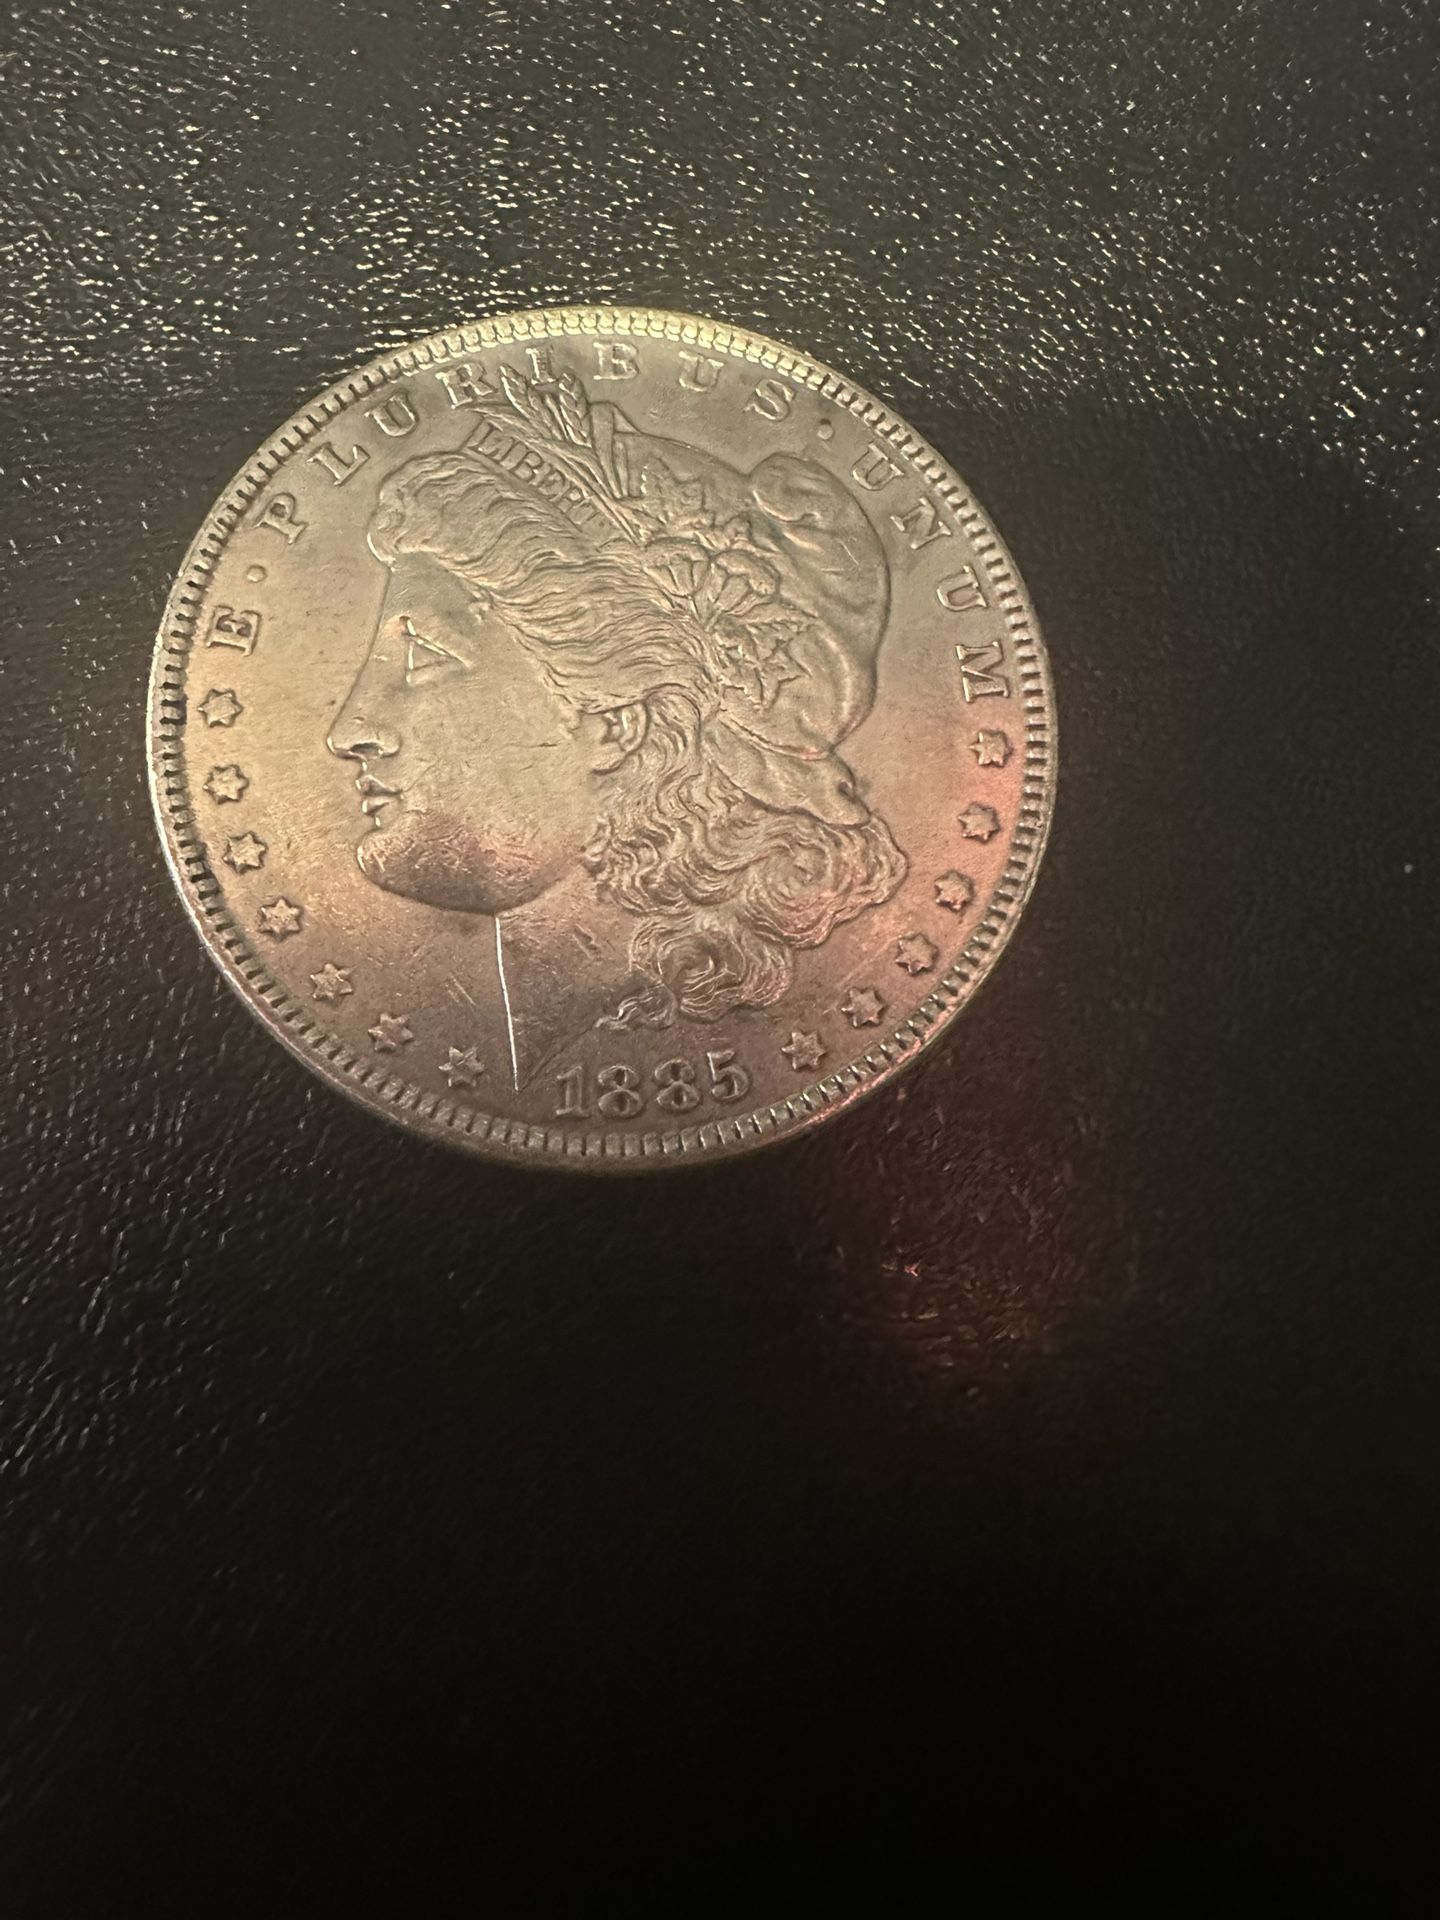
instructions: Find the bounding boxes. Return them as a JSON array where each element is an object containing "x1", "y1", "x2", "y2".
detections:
[{"x1": 4, "y1": 1, "x2": 1438, "y2": 1907}]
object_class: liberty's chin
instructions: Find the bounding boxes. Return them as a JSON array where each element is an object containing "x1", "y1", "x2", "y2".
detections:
[{"x1": 354, "y1": 802, "x2": 555, "y2": 917}]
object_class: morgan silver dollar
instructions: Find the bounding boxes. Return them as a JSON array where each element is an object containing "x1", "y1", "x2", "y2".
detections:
[{"x1": 148, "y1": 306, "x2": 1057, "y2": 1169}]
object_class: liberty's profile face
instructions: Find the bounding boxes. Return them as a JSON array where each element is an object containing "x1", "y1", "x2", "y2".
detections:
[{"x1": 327, "y1": 555, "x2": 612, "y2": 914}]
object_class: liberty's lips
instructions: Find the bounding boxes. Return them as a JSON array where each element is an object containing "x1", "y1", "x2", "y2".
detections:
[{"x1": 355, "y1": 772, "x2": 401, "y2": 817}]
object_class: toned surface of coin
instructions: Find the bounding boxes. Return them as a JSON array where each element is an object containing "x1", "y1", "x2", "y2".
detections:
[{"x1": 148, "y1": 307, "x2": 1057, "y2": 1168}]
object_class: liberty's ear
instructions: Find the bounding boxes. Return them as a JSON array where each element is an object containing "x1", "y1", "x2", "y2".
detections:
[{"x1": 586, "y1": 701, "x2": 649, "y2": 773}]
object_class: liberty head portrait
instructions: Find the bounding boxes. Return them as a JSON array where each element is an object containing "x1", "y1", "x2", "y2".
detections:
[{"x1": 327, "y1": 361, "x2": 908, "y2": 1089}]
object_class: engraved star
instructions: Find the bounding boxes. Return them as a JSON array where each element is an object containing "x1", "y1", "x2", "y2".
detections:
[
  {"x1": 310, "y1": 962, "x2": 353, "y2": 1003},
  {"x1": 895, "y1": 932, "x2": 938, "y2": 975},
  {"x1": 780, "y1": 1030, "x2": 826, "y2": 1072},
  {"x1": 970, "y1": 729, "x2": 1012, "y2": 768},
  {"x1": 258, "y1": 897, "x2": 303, "y2": 939},
  {"x1": 369, "y1": 1013, "x2": 414, "y2": 1053},
  {"x1": 934, "y1": 870, "x2": 975, "y2": 913},
  {"x1": 205, "y1": 764, "x2": 249, "y2": 804},
  {"x1": 438, "y1": 1045, "x2": 485, "y2": 1089},
  {"x1": 222, "y1": 831, "x2": 267, "y2": 873},
  {"x1": 958, "y1": 802, "x2": 1001, "y2": 842},
  {"x1": 840, "y1": 986, "x2": 886, "y2": 1028},
  {"x1": 198, "y1": 688, "x2": 243, "y2": 728}
]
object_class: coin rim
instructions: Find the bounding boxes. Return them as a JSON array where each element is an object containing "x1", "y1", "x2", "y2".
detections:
[{"x1": 147, "y1": 304, "x2": 1057, "y2": 1172}]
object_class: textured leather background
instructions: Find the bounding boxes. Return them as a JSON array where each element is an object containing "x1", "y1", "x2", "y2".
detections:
[{"x1": 4, "y1": 0, "x2": 1438, "y2": 1907}]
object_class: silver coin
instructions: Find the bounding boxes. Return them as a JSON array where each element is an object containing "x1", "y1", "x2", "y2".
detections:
[{"x1": 148, "y1": 306, "x2": 1057, "y2": 1169}]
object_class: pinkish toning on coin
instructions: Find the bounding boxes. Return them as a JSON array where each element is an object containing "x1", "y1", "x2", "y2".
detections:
[{"x1": 148, "y1": 307, "x2": 1056, "y2": 1169}]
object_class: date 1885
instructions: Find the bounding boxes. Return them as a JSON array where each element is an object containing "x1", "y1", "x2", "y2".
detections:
[{"x1": 554, "y1": 1051, "x2": 752, "y2": 1120}]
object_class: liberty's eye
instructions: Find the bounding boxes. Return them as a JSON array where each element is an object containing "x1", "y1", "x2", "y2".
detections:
[{"x1": 401, "y1": 615, "x2": 466, "y2": 683}]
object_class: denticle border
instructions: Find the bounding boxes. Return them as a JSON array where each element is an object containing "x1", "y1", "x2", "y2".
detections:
[{"x1": 148, "y1": 306, "x2": 1057, "y2": 1171}]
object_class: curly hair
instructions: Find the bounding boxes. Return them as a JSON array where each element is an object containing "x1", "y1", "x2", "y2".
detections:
[{"x1": 369, "y1": 449, "x2": 906, "y2": 1025}]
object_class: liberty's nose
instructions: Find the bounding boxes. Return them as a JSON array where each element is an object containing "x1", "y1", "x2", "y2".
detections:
[
  {"x1": 327, "y1": 680, "x2": 401, "y2": 761},
  {"x1": 327, "y1": 612, "x2": 412, "y2": 760}
]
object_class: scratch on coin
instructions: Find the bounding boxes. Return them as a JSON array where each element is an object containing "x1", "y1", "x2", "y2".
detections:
[
  {"x1": 446, "y1": 973, "x2": 478, "y2": 1011},
  {"x1": 494, "y1": 918, "x2": 520, "y2": 1092}
]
